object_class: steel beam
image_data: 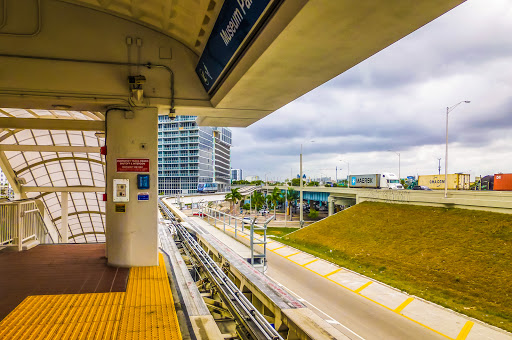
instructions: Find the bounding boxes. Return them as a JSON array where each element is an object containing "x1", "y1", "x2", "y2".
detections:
[
  {"x1": 0, "y1": 118, "x2": 105, "y2": 131},
  {"x1": 0, "y1": 145, "x2": 100, "y2": 153},
  {"x1": 21, "y1": 186, "x2": 105, "y2": 193}
]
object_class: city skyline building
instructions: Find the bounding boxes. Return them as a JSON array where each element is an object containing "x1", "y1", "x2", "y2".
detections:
[
  {"x1": 157, "y1": 115, "x2": 232, "y2": 195},
  {"x1": 0, "y1": 170, "x2": 7, "y2": 185},
  {"x1": 231, "y1": 169, "x2": 243, "y2": 182}
]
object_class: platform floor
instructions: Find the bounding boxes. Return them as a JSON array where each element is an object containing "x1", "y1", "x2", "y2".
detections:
[
  {"x1": 0, "y1": 244, "x2": 128, "y2": 321},
  {"x1": 0, "y1": 245, "x2": 182, "y2": 339}
]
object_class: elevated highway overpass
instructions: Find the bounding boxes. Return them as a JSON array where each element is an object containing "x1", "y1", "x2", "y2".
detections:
[{"x1": 263, "y1": 186, "x2": 512, "y2": 215}]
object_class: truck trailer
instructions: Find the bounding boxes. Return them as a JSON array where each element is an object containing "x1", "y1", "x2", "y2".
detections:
[
  {"x1": 418, "y1": 174, "x2": 470, "y2": 190},
  {"x1": 349, "y1": 173, "x2": 403, "y2": 189},
  {"x1": 494, "y1": 174, "x2": 512, "y2": 191}
]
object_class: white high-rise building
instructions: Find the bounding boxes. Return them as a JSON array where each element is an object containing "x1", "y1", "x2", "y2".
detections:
[
  {"x1": 157, "y1": 115, "x2": 232, "y2": 195},
  {"x1": 0, "y1": 170, "x2": 7, "y2": 185},
  {"x1": 231, "y1": 169, "x2": 243, "y2": 182}
]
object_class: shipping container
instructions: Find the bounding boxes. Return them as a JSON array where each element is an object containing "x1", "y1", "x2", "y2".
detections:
[
  {"x1": 349, "y1": 173, "x2": 403, "y2": 189},
  {"x1": 494, "y1": 174, "x2": 512, "y2": 191},
  {"x1": 350, "y1": 174, "x2": 380, "y2": 188},
  {"x1": 418, "y1": 174, "x2": 470, "y2": 190}
]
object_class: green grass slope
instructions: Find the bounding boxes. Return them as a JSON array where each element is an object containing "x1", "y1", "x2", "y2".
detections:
[{"x1": 280, "y1": 201, "x2": 512, "y2": 332}]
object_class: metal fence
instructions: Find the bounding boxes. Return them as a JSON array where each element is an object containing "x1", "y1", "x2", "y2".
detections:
[{"x1": 0, "y1": 200, "x2": 57, "y2": 251}]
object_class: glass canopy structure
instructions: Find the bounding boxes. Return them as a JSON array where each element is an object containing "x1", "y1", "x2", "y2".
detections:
[{"x1": 0, "y1": 108, "x2": 105, "y2": 243}]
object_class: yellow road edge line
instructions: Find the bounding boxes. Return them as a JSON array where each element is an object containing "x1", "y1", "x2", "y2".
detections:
[
  {"x1": 394, "y1": 297, "x2": 414, "y2": 313},
  {"x1": 323, "y1": 268, "x2": 343, "y2": 278},
  {"x1": 272, "y1": 245, "x2": 286, "y2": 251},
  {"x1": 208, "y1": 216, "x2": 455, "y2": 340},
  {"x1": 456, "y1": 321, "x2": 474, "y2": 340},
  {"x1": 354, "y1": 281, "x2": 373, "y2": 293},
  {"x1": 285, "y1": 252, "x2": 300, "y2": 258},
  {"x1": 302, "y1": 259, "x2": 318, "y2": 267}
]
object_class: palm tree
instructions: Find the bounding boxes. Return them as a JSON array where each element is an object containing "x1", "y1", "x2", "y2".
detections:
[
  {"x1": 287, "y1": 188, "x2": 299, "y2": 220},
  {"x1": 225, "y1": 188, "x2": 242, "y2": 214},
  {"x1": 251, "y1": 191, "x2": 265, "y2": 211},
  {"x1": 269, "y1": 187, "x2": 281, "y2": 218}
]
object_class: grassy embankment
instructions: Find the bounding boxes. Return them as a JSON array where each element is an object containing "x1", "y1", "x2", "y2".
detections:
[
  {"x1": 254, "y1": 227, "x2": 299, "y2": 238},
  {"x1": 267, "y1": 202, "x2": 512, "y2": 332}
]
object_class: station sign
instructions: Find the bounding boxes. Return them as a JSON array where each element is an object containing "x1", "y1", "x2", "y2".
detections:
[
  {"x1": 195, "y1": 0, "x2": 273, "y2": 92},
  {"x1": 137, "y1": 192, "x2": 150, "y2": 201},
  {"x1": 116, "y1": 158, "x2": 150, "y2": 173}
]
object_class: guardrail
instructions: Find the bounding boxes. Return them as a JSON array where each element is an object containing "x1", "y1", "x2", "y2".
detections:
[
  {"x1": 159, "y1": 200, "x2": 283, "y2": 340},
  {"x1": 0, "y1": 200, "x2": 58, "y2": 251},
  {"x1": 200, "y1": 206, "x2": 271, "y2": 273}
]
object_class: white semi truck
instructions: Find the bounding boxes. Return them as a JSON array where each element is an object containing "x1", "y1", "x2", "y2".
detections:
[{"x1": 349, "y1": 173, "x2": 404, "y2": 190}]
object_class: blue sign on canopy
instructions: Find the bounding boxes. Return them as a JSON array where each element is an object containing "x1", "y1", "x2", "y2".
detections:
[{"x1": 195, "y1": 0, "x2": 273, "y2": 92}]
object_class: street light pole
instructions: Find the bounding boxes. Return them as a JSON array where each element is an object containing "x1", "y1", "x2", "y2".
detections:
[
  {"x1": 300, "y1": 144, "x2": 303, "y2": 228},
  {"x1": 388, "y1": 150, "x2": 400, "y2": 181},
  {"x1": 444, "y1": 101, "x2": 470, "y2": 198},
  {"x1": 340, "y1": 160, "x2": 349, "y2": 187},
  {"x1": 299, "y1": 141, "x2": 314, "y2": 228}
]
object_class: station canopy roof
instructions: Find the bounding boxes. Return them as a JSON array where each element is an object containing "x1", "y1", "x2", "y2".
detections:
[
  {"x1": 0, "y1": 108, "x2": 105, "y2": 243},
  {"x1": 61, "y1": 0, "x2": 221, "y2": 55}
]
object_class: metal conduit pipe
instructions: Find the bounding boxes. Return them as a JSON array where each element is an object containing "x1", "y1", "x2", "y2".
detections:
[
  {"x1": 0, "y1": 53, "x2": 175, "y2": 113},
  {"x1": 158, "y1": 200, "x2": 283, "y2": 340}
]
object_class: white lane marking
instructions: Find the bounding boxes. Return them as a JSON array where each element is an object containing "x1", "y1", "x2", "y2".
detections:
[{"x1": 268, "y1": 275, "x2": 365, "y2": 340}]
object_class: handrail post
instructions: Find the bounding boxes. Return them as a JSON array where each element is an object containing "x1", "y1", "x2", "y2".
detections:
[{"x1": 17, "y1": 203, "x2": 22, "y2": 251}]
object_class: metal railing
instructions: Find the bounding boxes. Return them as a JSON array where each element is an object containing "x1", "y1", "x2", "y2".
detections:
[
  {"x1": 0, "y1": 200, "x2": 57, "y2": 250},
  {"x1": 158, "y1": 200, "x2": 282, "y2": 340},
  {"x1": 200, "y1": 206, "x2": 270, "y2": 273}
]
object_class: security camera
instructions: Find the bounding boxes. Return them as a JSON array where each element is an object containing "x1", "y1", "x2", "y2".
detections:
[{"x1": 168, "y1": 108, "x2": 176, "y2": 120}]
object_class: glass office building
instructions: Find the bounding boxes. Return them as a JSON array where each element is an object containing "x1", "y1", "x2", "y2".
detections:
[{"x1": 157, "y1": 115, "x2": 232, "y2": 195}]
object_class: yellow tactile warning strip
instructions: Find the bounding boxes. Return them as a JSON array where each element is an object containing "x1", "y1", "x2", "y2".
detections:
[
  {"x1": 118, "y1": 253, "x2": 182, "y2": 339},
  {"x1": 0, "y1": 253, "x2": 181, "y2": 340},
  {"x1": 0, "y1": 293, "x2": 125, "y2": 340}
]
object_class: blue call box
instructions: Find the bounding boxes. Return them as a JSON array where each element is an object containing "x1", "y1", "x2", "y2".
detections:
[{"x1": 137, "y1": 174, "x2": 150, "y2": 190}]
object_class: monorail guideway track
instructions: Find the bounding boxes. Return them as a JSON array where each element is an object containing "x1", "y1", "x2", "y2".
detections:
[{"x1": 158, "y1": 200, "x2": 283, "y2": 340}]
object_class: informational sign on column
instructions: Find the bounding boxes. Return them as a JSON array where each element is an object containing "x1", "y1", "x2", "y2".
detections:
[
  {"x1": 116, "y1": 158, "x2": 150, "y2": 172},
  {"x1": 137, "y1": 192, "x2": 150, "y2": 201}
]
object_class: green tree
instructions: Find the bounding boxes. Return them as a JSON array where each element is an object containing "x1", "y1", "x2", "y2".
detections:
[
  {"x1": 291, "y1": 178, "x2": 306, "y2": 186},
  {"x1": 251, "y1": 191, "x2": 265, "y2": 210},
  {"x1": 269, "y1": 187, "x2": 282, "y2": 218},
  {"x1": 265, "y1": 195, "x2": 272, "y2": 208},
  {"x1": 307, "y1": 181, "x2": 319, "y2": 187},
  {"x1": 308, "y1": 209, "x2": 319, "y2": 220},
  {"x1": 225, "y1": 188, "x2": 242, "y2": 213},
  {"x1": 286, "y1": 188, "x2": 299, "y2": 219}
]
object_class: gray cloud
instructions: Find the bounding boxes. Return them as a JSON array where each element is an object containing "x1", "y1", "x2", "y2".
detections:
[{"x1": 230, "y1": 0, "x2": 512, "y2": 181}]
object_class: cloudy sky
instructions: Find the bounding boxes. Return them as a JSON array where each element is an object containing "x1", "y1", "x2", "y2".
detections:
[{"x1": 230, "y1": 0, "x2": 512, "y2": 182}]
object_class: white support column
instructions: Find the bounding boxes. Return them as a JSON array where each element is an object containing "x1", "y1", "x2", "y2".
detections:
[
  {"x1": 106, "y1": 108, "x2": 158, "y2": 267},
  {"x1": 328, "y1": 196, "x2": 334, "y2": 217},
  {"x1": 60, "y1": 192, "x2": 69, "y2": 243}
]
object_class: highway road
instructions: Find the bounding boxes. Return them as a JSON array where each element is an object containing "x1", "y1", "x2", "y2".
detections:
[
  {"x1": 189, "y1": 214, "x2": 447, "y2": 339},
  {"x1": 265, "y1": 250, "x2": 445, "y2": 340}
]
